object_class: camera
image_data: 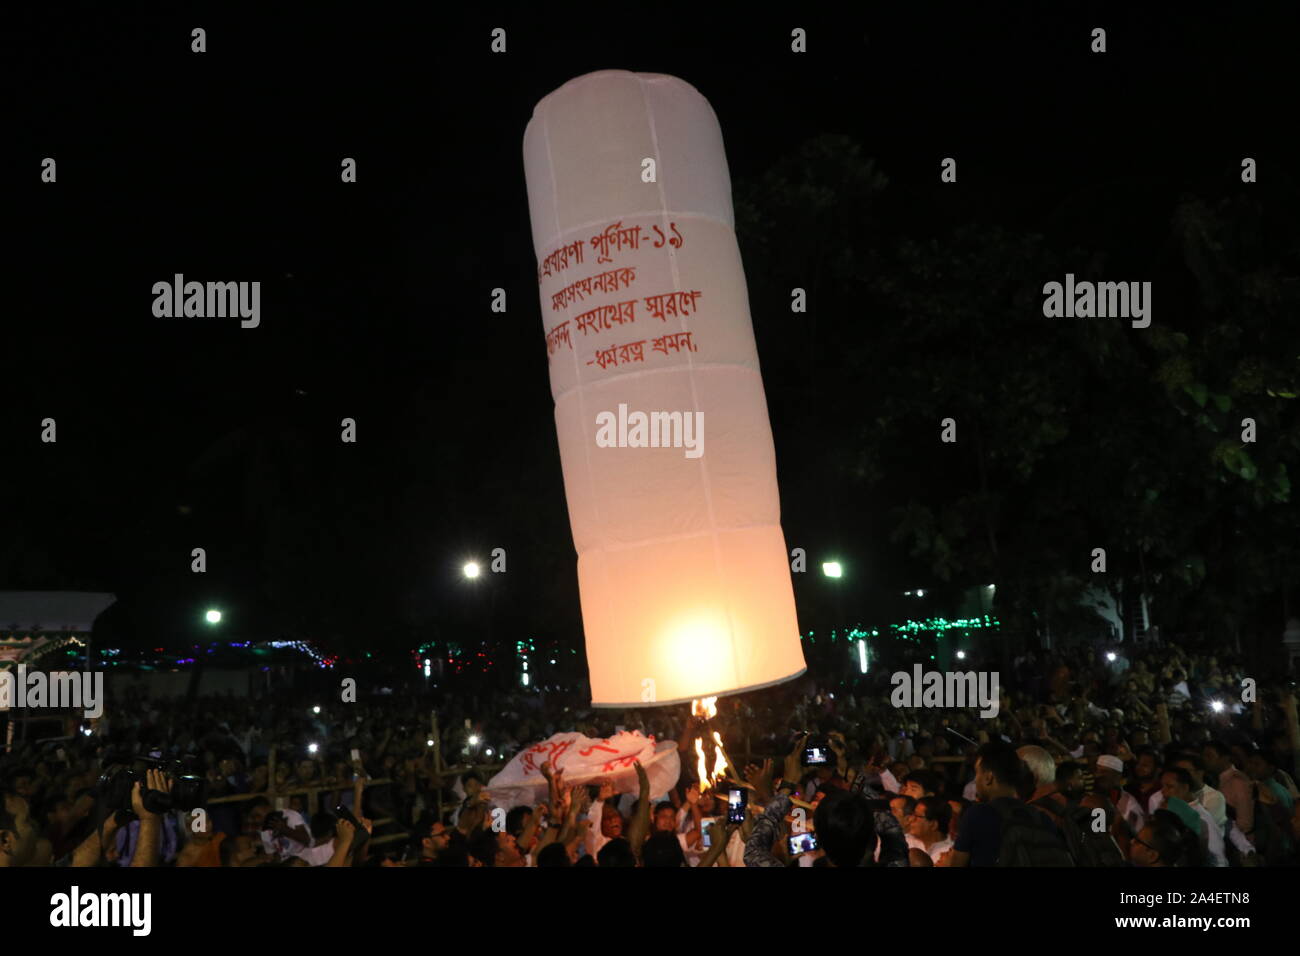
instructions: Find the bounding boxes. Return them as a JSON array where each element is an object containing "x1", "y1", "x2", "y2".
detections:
[
  {"x1": 788, "y1": 832, "x2": 819, "y2": 856},
  {"x1": 93, "y1": 764, "x2": 141, "y2": 812},
  {"x1": 94, "y1": 753, "x2": 209, "y2": 813},
  {"x1": 802, "y1": 740, "x2": 832, "y2": 767}
]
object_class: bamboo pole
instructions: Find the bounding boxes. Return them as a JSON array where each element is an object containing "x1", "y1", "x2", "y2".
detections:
[
  {"x1": 268, "y1": 748, "x2": 279, "y2": 810},
  {"x1": 206, "y1": 778, "x2": 393, "y2": 805}
]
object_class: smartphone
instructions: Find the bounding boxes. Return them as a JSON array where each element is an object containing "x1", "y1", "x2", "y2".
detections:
[
  {"x1": 788, "y1": 832, "x2": 818, "y2": 856},
  {"x1": 802, "y1": 745, "x2": 830, "y2": 767},
  {"x1": 350, "y1": 748, "x2": 361, "y2": 763},
  {"x1": 701, "y1": 824, "x2": 713, "y2": 849},
  {"x1": 335, "y1": 804, "x2": 370, "y2": 851},
  {"x1": 727, "y1": 787, "x2": 747, "y2": 824}
]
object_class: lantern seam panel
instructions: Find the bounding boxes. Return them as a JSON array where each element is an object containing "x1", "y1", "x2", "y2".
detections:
[
  {"x1": 542, "y1": 90, "x2": 620, "y2": 698},
  {"x1": 638, "y1": 73, "x2": 742, "y2": 698}
]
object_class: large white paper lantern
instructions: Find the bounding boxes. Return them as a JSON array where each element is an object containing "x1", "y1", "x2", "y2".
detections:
[{"x1": 524, "y1": 70, "x2": 805, "y2": 708}]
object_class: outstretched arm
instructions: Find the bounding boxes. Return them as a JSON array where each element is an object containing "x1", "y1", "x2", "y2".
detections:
[
  {"x1": 627, "y1": 762, "x2": 651, "y2": 860},
  {"x1": 130, "y1": 770, "x2": 172, "y2": 868},
  {"x1": 742, "y1": 792, "x2": 790, "y2": 868},
  {"x1": 697, "y1": 821, "x2": 736, "y2": 868}
]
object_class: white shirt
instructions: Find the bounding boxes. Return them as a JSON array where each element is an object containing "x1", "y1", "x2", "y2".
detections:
[
  {"x1": 260, "y1": 808, "x2": 311, "y2": 860},
  {"x1": 1194, "y1": 784, "x2": 1228, "y2": 832},
  {"x1": 1226, "y1": 820, "x2": 1254, "y2": 858},
  {"x1": 1149, "y1": 792, "x2": 1227, "y2": 866},
  {"x1": 907, "y1": 833, "x2": 954, "y2": 864},
  {"x1": 1194, "y1": 802, "x2": 1227, "y2": 867},
  {"x1": 295, "y1": 840, "x2": 337, "y2": 867},
  {"x1": 586, "y1": 799, "x2": 612, "y2": 859}
]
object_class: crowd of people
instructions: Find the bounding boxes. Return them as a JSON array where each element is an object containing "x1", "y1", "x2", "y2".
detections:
[{"x1": 1, "y1": 637, "x2": 1298, "y2": 867}]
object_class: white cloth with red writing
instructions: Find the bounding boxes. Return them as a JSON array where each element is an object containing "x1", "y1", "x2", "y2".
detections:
[{"x1": 488, "y1": 730, "x2": 681, "y2": 810}]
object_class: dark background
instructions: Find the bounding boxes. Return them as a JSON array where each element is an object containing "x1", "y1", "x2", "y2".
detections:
[{"x1": 4, "y1": 4, "x2": 1298, "y2": 672}]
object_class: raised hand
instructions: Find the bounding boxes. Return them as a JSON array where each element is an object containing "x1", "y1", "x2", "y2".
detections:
[
  {"x1": 566, "y1": 783, "x2": 589, "y2": 821},
  {"x1": 784, "y1": 733, "x2": 809, "y2": 784}
]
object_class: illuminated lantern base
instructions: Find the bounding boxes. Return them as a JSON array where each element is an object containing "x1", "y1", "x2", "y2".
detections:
[{"x1": 581, "y1": 525, "x2": 804, "y2": 707}]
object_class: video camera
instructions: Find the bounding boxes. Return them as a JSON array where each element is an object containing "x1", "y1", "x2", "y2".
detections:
[{"x1": 94, "y1": 751, "x2": 210, "y2": 814}]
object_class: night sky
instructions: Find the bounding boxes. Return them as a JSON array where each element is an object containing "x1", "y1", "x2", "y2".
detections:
[{"x1": 5, "y1": 5, "x2": 1298, "y2": 661}]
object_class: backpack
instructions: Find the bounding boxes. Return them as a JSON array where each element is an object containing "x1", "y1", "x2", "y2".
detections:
[
  {"x1": 991, "y1": 797, "x2": 1075, "y2": 867},
  {"x1": 1032, "y1": 796, "x2": 1126, "y2": 867},
  {"x1": 1249, "y1": 783, "x2": 1292, "y2": 867}
]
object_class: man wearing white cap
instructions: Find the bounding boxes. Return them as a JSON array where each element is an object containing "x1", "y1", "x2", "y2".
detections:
[{"x1": 1094, "y1": 754, "x2": 1147, "y2": 836}]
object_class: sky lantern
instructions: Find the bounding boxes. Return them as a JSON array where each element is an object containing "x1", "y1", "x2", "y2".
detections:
[{"x1": 523, "y1": 70, "x2": 806, "y2": 708}]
